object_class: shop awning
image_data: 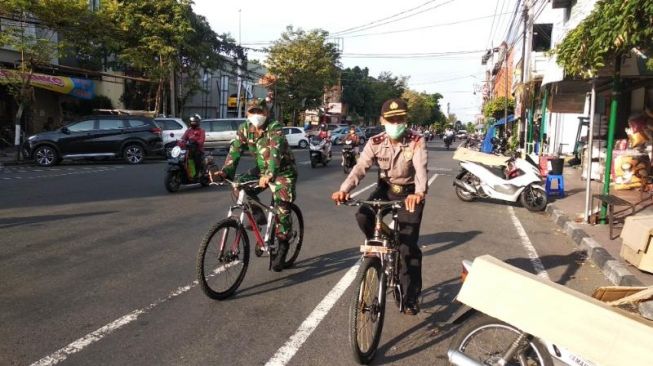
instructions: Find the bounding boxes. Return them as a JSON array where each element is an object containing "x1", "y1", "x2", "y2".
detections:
[{"x1": 0, "y1": 68, "x2": 95, "y2": 100}]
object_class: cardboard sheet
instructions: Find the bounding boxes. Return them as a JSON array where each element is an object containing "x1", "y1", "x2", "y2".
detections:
[
  {"x1": 457, "y1": 255, "x2": 653, "y2": 366},
  {"x1": 452, "y1": 147, "x2": 510, "y2": 166}
]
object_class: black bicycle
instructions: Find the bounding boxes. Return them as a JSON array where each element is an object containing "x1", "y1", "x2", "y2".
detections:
[
  {"x1": 342, "y1": 199, "x2": 404, "y2": 364},
  {"x1": 196, "y1": 177, "x2": 304, "y2": 300}
]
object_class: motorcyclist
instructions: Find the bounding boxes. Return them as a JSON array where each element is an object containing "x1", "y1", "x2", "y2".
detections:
[
  {"x1": 213, "y1": 100, "x2": 298, "y2": 272},
  {"x1": 317, "y1": 123, "x2": 332, "y2": 160},
  {"x1": 342, "y1": 125, "x2": 360, "y2": 166},
  {"x1": 177, "y1": 114, "x2": 206, "y2": 177},
  {"x1": 331, "y1": 98, "x2": 428, "y2": 315}
]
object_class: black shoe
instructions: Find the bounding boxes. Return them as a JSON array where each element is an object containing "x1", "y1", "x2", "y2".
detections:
[
  {"x1": 271, "y1": 240, "x2": 289, "y2": 272},
  {"x1": 404, "y1": 301, "x2": 420, "y2": 315}
]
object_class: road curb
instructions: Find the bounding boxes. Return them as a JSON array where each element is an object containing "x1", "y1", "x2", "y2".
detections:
[{"x1": 545, "y1": 203, "x2": 644, "y2": 287}]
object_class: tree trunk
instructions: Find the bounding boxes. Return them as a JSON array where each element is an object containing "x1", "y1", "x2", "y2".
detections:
[{"x1": 14, "y1": 102, "x2": 25, "y2": 162}]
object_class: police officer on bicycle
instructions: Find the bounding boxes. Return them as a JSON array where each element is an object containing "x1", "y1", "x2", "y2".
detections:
[{"x1": 331, "y1": 98, "x2": 428, "y2": 315}]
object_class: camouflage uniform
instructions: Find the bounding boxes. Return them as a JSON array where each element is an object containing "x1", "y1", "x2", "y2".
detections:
[{"x1": 222, "y1": 120, "x2": 298, "y2": 240}]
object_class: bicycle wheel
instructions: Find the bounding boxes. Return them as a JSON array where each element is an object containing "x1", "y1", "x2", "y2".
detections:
[
  {"x1": 449, "y1": 313, "x2": 553, "y2": 366},
  {"x1": 283, "y1": 203, "x2": 304, "y2": 268},
  {"x1": 196, "y1": 218, "x2": 250, "y2": 300},
  {"x1": 349, "y1": 257, "x2": 386, "y2": 364}
]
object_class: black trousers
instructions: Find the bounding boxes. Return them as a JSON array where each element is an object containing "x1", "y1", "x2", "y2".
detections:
[{"x1": 355, "y1": 184, "x2": 424, "y2": 303}]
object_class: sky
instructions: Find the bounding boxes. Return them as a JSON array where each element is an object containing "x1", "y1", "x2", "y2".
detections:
[{"x1": 193, "y1": 0, "x2": 519, "y2": 123}]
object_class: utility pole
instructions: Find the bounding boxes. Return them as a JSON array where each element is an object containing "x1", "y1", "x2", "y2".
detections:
[
  {"x1": 520, "y1": 0, "x2": 531, "y2": 154},
  {"x1": 236, "y1": 9, "x2": 244, "y2": 118}
]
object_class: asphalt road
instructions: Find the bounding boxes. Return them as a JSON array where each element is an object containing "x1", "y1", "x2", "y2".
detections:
[{"x1": 0, "y1": 141, "x2": 610, "y2": 366}]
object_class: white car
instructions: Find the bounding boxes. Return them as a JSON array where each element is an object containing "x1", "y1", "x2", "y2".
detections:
[
  {"x1": 155, "y1": 118, "x2": 187, "y2": 145},
  {"x1": 283, "y1": 127, "x2": 309, "y2": 148},
  {"x1": 201, "y1": 118, "x2": 245, "y2": 152}
]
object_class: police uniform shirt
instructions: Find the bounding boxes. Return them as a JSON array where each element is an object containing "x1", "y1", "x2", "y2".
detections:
[{"x1": 339, "y1": 130, "x2": 428, "y2": 194}]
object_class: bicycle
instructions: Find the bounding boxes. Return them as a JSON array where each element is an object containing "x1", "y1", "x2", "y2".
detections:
[
  {"x1": 196, "y1": 176, "x2": 304, "y2": 300},
  {"x1": 342, "y1": 199, "x2": 405, "y2": 364}
]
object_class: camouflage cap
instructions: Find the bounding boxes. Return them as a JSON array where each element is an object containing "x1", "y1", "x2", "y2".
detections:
[{"x1": 246, "y1": 98, "x2": 268, "y2": 113}]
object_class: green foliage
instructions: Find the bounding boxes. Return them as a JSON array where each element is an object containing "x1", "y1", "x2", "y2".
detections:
[
  {"x1": 466, "y1": 122, "x2": 475, "y2": 133},
  {"x1": 266, "y1": 26, "x2": 340, "y2": 121},
  {"x1": 482, "y1": 96, "x2": 514, "y2": 120},
  {"x1": 556, "y1": 0, "x2": 653, "y2": 77}
]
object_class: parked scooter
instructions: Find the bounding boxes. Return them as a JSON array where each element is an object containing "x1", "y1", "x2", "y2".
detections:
[
  {"x1": 164, "y1": 141, "x2": 210, "y2": 192},
  {"x1": 447, "y1": 259, "x2": 597, "y2": 366},
  {"x1": 309, "y1": 136, "x2": 331, "y2": 168},
  {"x1": 342, "y1": 140, "x2": 357, "y2": 173},
  {"x1": 453, "y1": 154, "x2": 547, "y2": 211}
]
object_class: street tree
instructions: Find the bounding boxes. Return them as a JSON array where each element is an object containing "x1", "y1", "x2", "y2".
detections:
[
  {"x1": 104, "y1": 0, "x2": 194, "y2": 114},
  {"x1": 556, "y1": 0, "x2": 653, "y2": 77},
  {"x1": 482, "y1": 96, "x2": 514, "y2": 120},
  {"x1": 403, "y1": 89, "x2": 432, "y2": 125},
  {"x1": 0, "y1": 0, "x2": 104, "y2": 157},
  {"x1": 266, "y1": 26, "x2": 340, "y2": 124}
]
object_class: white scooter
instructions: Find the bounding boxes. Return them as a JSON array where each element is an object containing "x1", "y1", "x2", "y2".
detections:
[
  {"x1": 453, "y1": 153, "x2": 547, "y2": 211},
  {"x1": 309, "y1": 136, "x2": 331, "y2": 168}
]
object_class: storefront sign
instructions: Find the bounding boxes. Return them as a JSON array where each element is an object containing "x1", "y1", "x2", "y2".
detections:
[{"x1": 0, "y1": 68, "x2": 95, "y2": 99}]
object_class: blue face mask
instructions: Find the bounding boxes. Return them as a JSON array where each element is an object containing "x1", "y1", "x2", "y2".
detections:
[{"x1": 384, "y1": 123, "x2": 407, "y2": 139}]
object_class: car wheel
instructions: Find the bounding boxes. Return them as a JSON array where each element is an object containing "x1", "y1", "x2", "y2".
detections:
[
  {"x1": 33, "y1": 145, "x2": 59, "y2": 167},
  {"x1": 123, "y1": 144, "x2": 145, "y2": 164},
  {"x1": 359, "y1": 137, "x2": 366, "y2": 145},
  {"x1": 298, "y1": 140, "x2": 308, "y2": 149}
]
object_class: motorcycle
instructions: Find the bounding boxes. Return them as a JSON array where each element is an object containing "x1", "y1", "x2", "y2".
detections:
[
  {"x1": 444, "y1": 134, "x2": 454, "y2": 150},
  {"x1": 342, "y1": 140, "x2": 357, "y2": 173},
  {"x1": 448, "y1": 258, "x2": 597, "y2": 366},
  {"x1": 453, "y1": 154, "x2": 548, "y2": 211},
  {"x1": 309, "y1": 136, "x2": 331, "y2": 168},
  {"x1": 164, "y1": 141, "x2": 211, "y2": 192}
]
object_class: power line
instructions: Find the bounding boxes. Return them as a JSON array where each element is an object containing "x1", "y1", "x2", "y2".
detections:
[
  {"x1": 332, "y1": 0, "x2": 443, "y2": 36},
  {"x1": 333, "y1": 0, "x2": 457, "y2": 36},
  {"x1": 486, "y1": 0, "x2": 502, "y2": 48},
  {"x1": 345, "y1": 13, "x2": 511, "y2": 38},
  {"x1": 341, "y1": 49, "x2": 485, "y2": 59}
]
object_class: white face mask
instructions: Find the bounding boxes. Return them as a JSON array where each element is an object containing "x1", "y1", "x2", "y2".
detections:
[{"x1": 248, "y1": 114, "x2": 266, "y2": 127}]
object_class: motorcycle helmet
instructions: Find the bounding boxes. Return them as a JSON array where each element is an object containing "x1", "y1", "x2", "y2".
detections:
[
  {"x1": 189, "y1": 114, "x2": 201, "y2": 128},
  {"x1": 319, "y1": 123, "x2": 327, "y2": 131}
]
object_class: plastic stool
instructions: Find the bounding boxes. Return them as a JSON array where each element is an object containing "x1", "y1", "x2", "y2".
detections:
[{"x1": 545, "y1": 174, "x2": 565, "y2": 197}]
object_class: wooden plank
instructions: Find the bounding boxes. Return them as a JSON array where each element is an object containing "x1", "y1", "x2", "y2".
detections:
[{"x1": 457, "y1": 255, "x2": 653, "y2": 366}]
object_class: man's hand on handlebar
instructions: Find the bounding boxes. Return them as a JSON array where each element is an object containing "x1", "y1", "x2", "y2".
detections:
[
  {"x1": 404, "y1": 193, "x2": 424, "y2": 213},
  {"x1": 209, "y1": 169, "x2": 226, "y2": 183},
  {"x1": 258, "y1": 175, "x2": 271, "y2": 188},
  {"x1": 331, "y1": 191, "x2": 350, "y2": 204}
]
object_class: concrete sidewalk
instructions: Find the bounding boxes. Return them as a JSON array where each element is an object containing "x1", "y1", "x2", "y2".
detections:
[
  {"x1": 0, "y1": 148, "x2": 31, "y2": 167},
  {"x1": 544, "y1": 165, "x2": 653, "y2": 287}
]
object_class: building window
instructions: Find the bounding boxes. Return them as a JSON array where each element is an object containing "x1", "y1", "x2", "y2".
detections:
[
  {"x1": 532, "y1": 24, "x2": 553, "y2": 52},
  {"x1": 90, "y1": 0, "x2": 101, "y2": 11}
]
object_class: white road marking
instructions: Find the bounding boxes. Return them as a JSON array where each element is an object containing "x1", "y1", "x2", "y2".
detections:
[
  {"x1": 265, "y1": 261, "x2": 361, "y2": 366},
  {"x1": 430, "y1": 167, "x2": 453, "y2": 172},
  {"x1": 266, "y1": 173, "x2": 439, "y2": 366},
  {"x1": 507, "y1": 206, "x2": 550, "y2": 280},
  {"x1": 29, "y1": 262, "x2": 239, "y2": 366},
  {"x1": 428, "y1": 173, "x2": 439, "y2": 187},
  {"x1": 350, "y1": 182, "x2": 377, "y2": 197}
]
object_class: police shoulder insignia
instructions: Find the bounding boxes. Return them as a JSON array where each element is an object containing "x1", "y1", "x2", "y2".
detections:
[{"x1": 372, "y1": 133, "x2": 386, "y2": 145}]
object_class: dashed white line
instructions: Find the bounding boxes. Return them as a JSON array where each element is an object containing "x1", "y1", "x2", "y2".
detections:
[
  {"x1": 29, "y1": 263, "x2": 239, "y2": 366},
  {"x1": 507, "y1": 206, "x2": 550, "y2": 280},
  {"x1": 266, "y1": 173, "x2": 440, "y2": 366}
]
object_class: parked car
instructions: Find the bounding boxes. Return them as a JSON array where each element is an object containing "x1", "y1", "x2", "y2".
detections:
[
  {"x1": 282, "y1": 127, "x2": 309, "y2": 148},
  {"x1": 155, "y1": 117, "x2": 187, "y2": 155},
  {"x1": 331, "y1": 126, "x2": 366, "y2": 145},
  {"x1": 363, "y1": 125, "x2": 384, "y2": 139},
  {"x1": 200, "y1": 118, "x2": 245, "y2": 152},
  {"x1": 24, "y1": 115, "x2": 163, "y2": 167}
]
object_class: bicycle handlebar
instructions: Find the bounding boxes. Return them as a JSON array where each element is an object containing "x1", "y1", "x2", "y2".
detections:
[{"x1": 341, "y1": 199, "x2": 404, "y2": 208}]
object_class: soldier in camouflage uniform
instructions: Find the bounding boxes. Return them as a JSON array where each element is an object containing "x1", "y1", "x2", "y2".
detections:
[{"x1": 216, "y1": 99, "x2": 298, "y2": 272}]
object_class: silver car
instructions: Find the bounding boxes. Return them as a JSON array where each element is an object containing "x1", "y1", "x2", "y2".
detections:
[{"x1": 200, "y1": 118, "x2": 245, "y2": 152}]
